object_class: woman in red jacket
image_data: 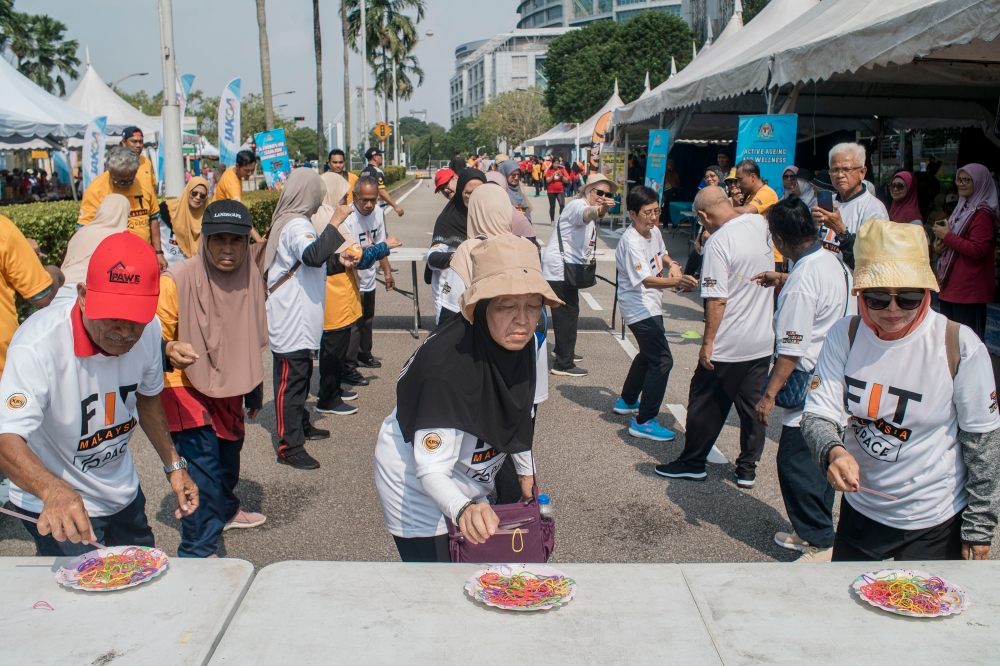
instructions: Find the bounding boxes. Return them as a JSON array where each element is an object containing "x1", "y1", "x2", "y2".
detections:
[{"x1": 934, "y1": 163, "x2": 999, "y2": 340}]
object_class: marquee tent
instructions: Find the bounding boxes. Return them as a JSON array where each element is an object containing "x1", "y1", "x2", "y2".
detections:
[
  {"x1": 525, "y1": 80, "x2": 625, "y2": 148},
  {"x1": 0, "y1": 55, "x2": 92, "y2": 139},
  {"x1": 65, "y1": 64, "x2": 159, "y2": 141}
]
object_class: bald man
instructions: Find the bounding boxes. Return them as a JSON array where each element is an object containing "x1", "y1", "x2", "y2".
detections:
[{"x1": 656, "y1": 186, "x2": 775, "y2": 488}]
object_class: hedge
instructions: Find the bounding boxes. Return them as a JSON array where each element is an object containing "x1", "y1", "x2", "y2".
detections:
[{"x1": 350, "y1": 165, "x2": 406, "y2": 187}]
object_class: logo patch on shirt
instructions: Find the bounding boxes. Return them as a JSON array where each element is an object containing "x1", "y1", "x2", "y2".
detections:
[
  {"x1": 305, "y1": 234, "x2": 315, "y2": 240},
  {"x1": 991, "y1": 391, "x2": 997, "y2": 413},
  {"x1": 702, "y1": 278, "x2": 717, "y2": 288},
  {"x1": 809, "y1": 376, "x2": 821, "y2": 391},
  {"x1": 422, "y1": 432, "x2": 442, "y2": 452},
  {"x1": 4, "y1": 391, "x2": 28, "y2": 411},
  {"x1": 107, "y1": 261, "x2": 141, "y2": 284},
  {"x1": 781, "y1": 331, "x2": 804, "y2": 344},
  {"x1": 635, "y1": 262, "x2": 642, "y2": 271}
]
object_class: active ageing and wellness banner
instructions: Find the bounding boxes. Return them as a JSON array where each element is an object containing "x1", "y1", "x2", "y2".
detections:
[
  {"x1": 644, "y1": 130, "x2": 670, "y2": 198},
  {"x1": 255, "y1": 129, "x2": 291, "y2": 189},
  {"x1": 736, "y1": 114, "x2": 798, "y2": 198},
  {"x1": 218, "y1": 78, "x2": 242, "y2": 167}
]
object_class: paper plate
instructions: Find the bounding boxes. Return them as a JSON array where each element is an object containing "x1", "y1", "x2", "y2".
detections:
[
  {"x1": 851, "y1": 569, "x2": 970, "y2": 617},
  {"x1": 56, "y1": 546, "x2": 168, "y2": 592},
  {"x1": 465, "y1": 564, "x2": 576, "y2": 612}
]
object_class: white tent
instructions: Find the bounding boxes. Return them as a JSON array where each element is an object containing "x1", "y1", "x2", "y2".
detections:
[
  {"x1": 525, "y1": 80, "x2": 625, "y2": 148},
  {"x1": 714, "y1": 0, "x2": 744, "y2": 46},
  {"x1": 65, "y1": 64, "x2": 159, "y2": 140},
  {"x1": 0, "y1": 55, "x2": 92, "y2": 139}
]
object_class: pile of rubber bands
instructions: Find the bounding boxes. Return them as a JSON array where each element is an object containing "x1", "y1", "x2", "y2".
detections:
[
  {"x1": 72, "y1": 547, "x2": 167, "y2": 590},
  {"x1": 859, "y1": 573, "x2": 950, "y2": 615},
  {"x1": 477, "y1": 571, "x2": 573, "y2": 609}
]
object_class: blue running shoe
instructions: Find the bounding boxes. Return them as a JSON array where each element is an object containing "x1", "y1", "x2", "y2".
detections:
[
  {"x1": 629, "y1": 418, "x2": 675, "y2": 442},
  {"x1": 613, "y1": 397, "x2": 641, "y2": 415}
]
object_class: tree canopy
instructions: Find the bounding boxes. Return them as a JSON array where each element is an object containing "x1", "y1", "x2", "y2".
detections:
[
  {"x1": 471, "y1": 88, "x2": 550, "y2": 152},
  {"x1": 542, "y1": 13, "x2": 697, "y2": 123},
  {"x1": 0, "y1": 2, "x2": 80, "y2": 95}
]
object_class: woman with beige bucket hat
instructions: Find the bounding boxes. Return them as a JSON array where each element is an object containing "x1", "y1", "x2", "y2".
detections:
[{"x1": 802, "y1": 219, "x2": 1000, "y2": 561}]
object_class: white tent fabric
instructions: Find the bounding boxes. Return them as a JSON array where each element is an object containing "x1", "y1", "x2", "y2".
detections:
[
  {"x1": 0, "y1": 56, "x2": 92, "y2": 139},
  {"x1": 715, "y1": 0, "x2": 744, "y2": 45},
  {"x1": 525, "y1": 81, "x2": 624, "y2": 147},
  {"x1": 65, "y1": 65, "x2": 159, "y2": 139}
]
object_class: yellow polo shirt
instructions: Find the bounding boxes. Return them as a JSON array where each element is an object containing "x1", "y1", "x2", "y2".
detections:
[
  {"x1": 0, "y1": 215, "x2": 53, "y2": 376},
  {"x1": 213, "y1": 166, "x2": 243, "y2": 203},
  {"x1": 342, "y1": 171, "x2": 358, "y2": 204},
  {"x1": 138, "y1": 154, "x2": 157, "y2": 196},
  {"x1": 77, "y1": 171, "x2": 159, "y2": 243},
  {"x1": 747, "y1": 184, "x2": 782, "y2": 261},
  {"x1": 324, "y1": 237, "x2": 362, "y2": 330},
  {"x1": 155, "y1": 275, "x2": 194, "y2": 390}
]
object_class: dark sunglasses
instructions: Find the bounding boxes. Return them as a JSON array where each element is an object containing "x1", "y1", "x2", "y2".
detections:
[
  {"x1": 593, "y1": 189, "x2": 611, "y2": 198},
  {"x1": 862, "y1": 290, "x2": 924, "y2": 311}
]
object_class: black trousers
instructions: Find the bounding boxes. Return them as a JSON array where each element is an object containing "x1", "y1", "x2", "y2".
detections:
[
  {"x1": 548, "y1": 280, "x2": 580, "y2": 370},
  {"x1": 548, "y1": 192, "x2": 565, "y2": 222},
  {"x1": 621, "y1": 315, "x2": 674, "y2": 424},
  {"x1": 683, "y1": 249, "x2": 702, "y2": 276},
  {"x1": 940, "y1": 300, "x2": 987, "y2": 342},
  {"x1": 393, "y1": 534, "x2": 450, "y2": 562},
  {"x1": 777, "y1": 426, "x2": 835, "y2": 548},
  {"x1": 346, "y1": 289, "x2": 377, "y2": 371},
  {"x1": 318, "y1": 325, "x2": 353, "y2": 410},
  {"x1": 832, "y1": 497, "x2": 963, "y2": 561},
  {"x1": 679, "y1": 355, "x2": 769, "y2": 472},
  {"x1": 272, "y1": 350, "x2": 314, "y2": 456}
]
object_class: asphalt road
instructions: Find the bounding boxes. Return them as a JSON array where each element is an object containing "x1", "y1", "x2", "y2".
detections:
[{"x1": 4, "y1": 176, "x2": 992, "y2": 566}]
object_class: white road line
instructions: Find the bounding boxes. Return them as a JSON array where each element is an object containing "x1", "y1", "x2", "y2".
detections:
[
  {"x1": 580, "y1": 292, "x2": 603, "y2": 311},
  {"x1": 665, "y1": 403, "x2": 730, "y2": 464},
  {"x1": 610, "y1": 330, "x2": 638, "y2": 359}
]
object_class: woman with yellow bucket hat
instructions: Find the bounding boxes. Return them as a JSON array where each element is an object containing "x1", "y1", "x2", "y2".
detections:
[{"x1": 802, "y1": 219, "x2": 1000, "y2": 561}]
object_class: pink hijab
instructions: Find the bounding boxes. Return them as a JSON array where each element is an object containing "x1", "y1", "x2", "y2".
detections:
[
  {"x1": 888, "y1": 171, "x2": 922, "y2": 224},
  {"x1": 485, "y1": 172, "x2": 535, "y2": 238},
  {"x1": 937, "y1": 163, "x2": 999, "y2": 285}
]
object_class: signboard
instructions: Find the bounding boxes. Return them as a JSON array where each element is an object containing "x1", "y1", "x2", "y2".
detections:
[
  {"x1": 254, "y1": 128, "x2": 290, "y2": 189},
  {"x1": 599, "y1": 146, "x2": 626, "y2": 187},
  {"x1": 30, "y1": 150, "x2": 49, "y2": 159},
  {"x1": 588, "y1": 111, "x2": 612, "y2": 174},
  {"x1": 374, "y1": 122, "x2": 391, "y2": 141},
  {"x1": 643, "y1": 130, "x2": 670, "y2": 199},
  {"x1": 736, "y1": 114, "x2": 798, "y2": 198},
  {"x1": 218, "y1": 78, "x2": 242, "y2": 167},
  {"x1": 82, "y1": 116, "x2": 107, "y2": 189}
]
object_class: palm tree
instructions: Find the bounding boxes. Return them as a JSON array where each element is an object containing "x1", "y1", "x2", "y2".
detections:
[
  {"x1": 255, "y1": 0, "x2": 276, "y2": 131},
  {"x1": 341, "y1": 0, "x2": 351, "y2": 163},
  {"x1": 313, "y1": 0, "x2": 324, "y2": 163},
  {"x1": 2, "y1": 12, "x2": 80, "y2": 95}
]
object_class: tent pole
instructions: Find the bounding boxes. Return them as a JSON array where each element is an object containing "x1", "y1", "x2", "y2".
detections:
[{"x1": 622, "y1": 132, "x2": 629, "y2": 232}]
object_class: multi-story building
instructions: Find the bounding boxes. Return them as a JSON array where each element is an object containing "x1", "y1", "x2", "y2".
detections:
[
  {"x1": 516, "y1": 0, "x2": 682, "y2": 29},
  {"x1": 449, "y1": 28, "x2": 571, "y2": 124}
]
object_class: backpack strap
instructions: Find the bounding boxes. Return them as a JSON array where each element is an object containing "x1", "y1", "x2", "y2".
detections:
[
  {"x1": 847, "y1": 315, "x2": 861, "y2": 348},
  {"x1": 945, "y1": 319, "x2": 961, "y2": 379}
]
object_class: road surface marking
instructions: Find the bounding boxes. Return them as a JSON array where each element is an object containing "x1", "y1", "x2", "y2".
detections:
[
  {"x1": 581, "y1": 292, "x2": 603, "y2": 311},
  {"x1": 665, "y1": 403, "x2": 730, "y2": 464},
  {"x1": 610, "y1": 330, "x2": 638, "y2": 359}
]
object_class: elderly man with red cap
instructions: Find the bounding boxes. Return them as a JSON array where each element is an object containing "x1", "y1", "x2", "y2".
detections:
[
  {"x1": 434, "y1": 168, "x2": 457, "y2": 200},
  {"x1": 0, "y1": 232, "x2": 199, "y2": 556}
]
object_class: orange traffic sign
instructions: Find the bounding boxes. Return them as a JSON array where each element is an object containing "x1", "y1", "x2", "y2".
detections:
[{"x1": 374, "y1": 122, "x2": 391, "y2": 140}]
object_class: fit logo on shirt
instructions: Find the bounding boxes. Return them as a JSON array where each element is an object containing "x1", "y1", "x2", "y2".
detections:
[
  {"x1": 844, "y1": 375, "x2": 921, "y2": 462},
  {"x1": 781, "y1": 331, "x2": 804, "y2": 344},
  {"x1": 75, "y1": 385, "x2": 139, "y2": 472},
  {"x1": 702, "y1": 277, "x2": 717, "y2": 288},
  {"x1": 107, "y1": 261, "x2": 141, "y2": 285}
]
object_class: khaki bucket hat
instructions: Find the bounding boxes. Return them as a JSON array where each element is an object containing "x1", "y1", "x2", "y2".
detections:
[
  {"x1": 852, "y1": 219, "x2": 939, "y2": 293},
  {"x1": 459, "y1": 234, "x2": 563, "y2": 322},
  {"x1": 580, "y1": 172, "x2": 619, "y2": 196}
]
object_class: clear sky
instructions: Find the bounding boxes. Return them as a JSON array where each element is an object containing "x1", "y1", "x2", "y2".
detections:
[{"x1": 18, "y1": 0, "x2": 516, "y2": 135}]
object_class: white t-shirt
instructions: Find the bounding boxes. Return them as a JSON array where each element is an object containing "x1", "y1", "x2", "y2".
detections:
[
  {"x1": 774, "y1": 245, "x2": 856, "y2": 427},
  {"x1": 805, "y1": 312, "x2": 1000, "y2": 530},
  {"x1": 700, "y1": 214, "x2": 775, "y2": 362},
  {"x1": 0, "y1": 300, "x2": 164, "y2": 517},
  {"x1": 266, "y1": 218, "x2": 327, "y2": 354},
  {"x1": 340, "y1": 205, "x2": 386, "y2": 292},
  {"x1": 534, "y1": 334, "x2": 548, "y2": 404},
  {"x1": 427, "y1": 243, "x2": 464, "y2": 321},
  {"x1": 159, "y1": 219, "x2": 187, "y2": 267},
  {"x1": 616, "y1": 224, "x2": 669, "y2": 325},
  {"x1": 541, "y1": 198, "x2": 596, "y2": 281},
  {"x1": 819, "y1": 188, "x2": 888, "y2": 253},
  {"x1": 374, "y1": 408, "x2": 534, "y2": 538}
]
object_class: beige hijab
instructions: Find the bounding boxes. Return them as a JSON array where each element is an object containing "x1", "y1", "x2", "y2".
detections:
[
  {"x1": 452, "y1": 185, "x2": 514, "y2": 288},
  {"x1": 62, "y1": 194, "x2": 130, "y2": 284},
  {"x1": 264, "y1": 168, "x2": 325, "y2": 271},
  {"x1": 311, "y1": 172, "x2": 352, "y2": 233},
  {"x1": 165, "y1": 176, "x2": 210, "y2": 257}
]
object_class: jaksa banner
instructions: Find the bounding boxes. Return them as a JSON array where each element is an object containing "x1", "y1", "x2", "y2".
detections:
[
  {"x1": 82, "y1": 116, "x2": 107, "y2": 189},
  {"x1": 644, "y1": 130, "x2": 670, "y2": 198},
  {"x1": 736, "y1": 114, "x2": 797, "y2": 198},
  {"x1": 255, "y1": 129, "x2": 290, "y2": 189},
  {"x1": 218, "y1": 78, "x2": 242, "y2": 167}
]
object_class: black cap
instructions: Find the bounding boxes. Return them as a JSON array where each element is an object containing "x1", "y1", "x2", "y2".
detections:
[
  {"x1": 365, "y1": 147, "x2": 383, "y2": 159},
  {"x1": 121, "y1": 126, "x2": 143, "y2": 140},
  {"x1": 812, "y1": 170, "x2": 835, "y2": 191},
  {"x1": 794, "y1": 167, "x2": 815, "y2": 182},
  {"x1": 202, "y1": 200, "x2": 253, "y2": 236}
]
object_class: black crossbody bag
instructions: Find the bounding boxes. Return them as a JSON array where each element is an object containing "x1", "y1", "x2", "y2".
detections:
[{"x1": 555, "y1": 213, "x2": 596, "y2": 288}]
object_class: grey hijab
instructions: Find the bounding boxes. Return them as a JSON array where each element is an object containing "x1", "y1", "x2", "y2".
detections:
[{"x1": 498, "y1": 159, "x2": 531, "y2": 221}]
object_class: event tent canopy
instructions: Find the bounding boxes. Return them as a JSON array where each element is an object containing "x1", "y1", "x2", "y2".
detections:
[
  {"x1": 65, "y1": 64, "x2": 159, "y2": 141},
  {"x1": 0, "y1": 55, "x2": 92, "y2": 139},
  {"x1": 525, "y1": 80, "x2": 624, "y2": 148}
]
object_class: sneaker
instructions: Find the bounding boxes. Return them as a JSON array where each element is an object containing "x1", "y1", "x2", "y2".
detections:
[
  {"x1": 774, "y1": 531, "x2": 810, "y2": 553},
  {"x1": 224, "y1": 508, "x2": 267, "y2": 531},
  {"x1": 278, "y1": 449, "x2": 320, "y2": 470},
  {"x1": 342, "y1": 370, "x2": 370, "y2": 386},
  {"x1": 613, "y1": 397, "x2": 640, "y2": 415},
  {"x1": 551, "y1": 365, "x2": 588, "y2": 377},
  {"x1": 795, "y1": 546, "x2": 833, "y2": 562},
  {"x1": 654, "y1": 460, "x2": 707, "y2": 480},
  {"x1": 550, "y1": 353, "x2": 584, "y2": 363},
  {"x1": 315, "y1": 402, "x2": 358, "y2": 416},
  {"x1": 341, "y1": 389, "x2": 358, "y2": 402},
  {"x1": 357, "y1": 356, "x2": 382, "y2": 369},
  {"x1": 735, "y1": 468, "x2": 756, "y2": 488},
  {"x1": 304, "y1": 426, "x2": 330, "y2": 441},
  {"x1": 629, "y1": 418, "x2": 676, "y2": 442}
]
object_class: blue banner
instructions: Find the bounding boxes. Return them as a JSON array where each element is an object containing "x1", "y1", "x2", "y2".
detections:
[
  {"x1": 82, "y1": 116, "x2": 107, "y2": 189},
  {"x1": 644, "y1": 129, "x2": 670, "y2": 199},
  {"x1": 736, "y1": 114, "x2": 797, "y2": 198},
  {"x1": 254, "y1": 128, "x2": 290, "y2": 189},
  {"x1": 53, "y1": 151, "x2": 71, "y2": 185},
  {"x1": 218, "y1": 78, "x2": 242, "y2": 167}
]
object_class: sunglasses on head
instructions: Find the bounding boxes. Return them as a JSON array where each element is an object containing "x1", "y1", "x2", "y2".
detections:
[{"x1": 862, "y1": 290, "x2": 925, "y2": 311}]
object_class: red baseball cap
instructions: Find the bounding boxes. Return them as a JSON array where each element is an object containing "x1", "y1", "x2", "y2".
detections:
[
  {"x1": 84, "y1": 232, "x2": 160, "y2": 323},
  {"x1": 434, "y1": 168, "x2": 456, "y2": 193}
]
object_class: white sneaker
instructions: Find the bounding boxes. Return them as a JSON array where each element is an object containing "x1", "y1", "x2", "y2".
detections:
[
  {"x1": 774, "y1": 531, "x2": 809, "y2": 553},
  {"x1": 795, "y1": 546, "x2": 833, "y2": 562}
]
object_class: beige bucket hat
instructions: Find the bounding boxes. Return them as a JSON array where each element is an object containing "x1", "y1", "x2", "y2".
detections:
[
  {"x1": 852, "y1": 219, "x2": 939, "y2": 293},
  {"x1": 459, "y1": 234, "x2": 563, "y2": 322},
  {"x1": 580, "y1": 172, "x2": 619, "y2": 196}
]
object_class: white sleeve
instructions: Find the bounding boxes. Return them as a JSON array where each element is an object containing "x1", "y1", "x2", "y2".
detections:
[
  {"x1": 774, "y1": 288, "x2": 818, "y2": 358},
  {"x1": 284, "y1": 219, "x2": 320, "y2": 262},
  {"x1": 511, "y1": 450, "x2": 534, "y2": 476},
  {"x1": 803, "y1": 319, "x2": 851, "y2": 424},
  {"x1": 700, "y1": 236, "x2": 729, "y2": 298},
  {"x1": 413, "y1": 428, "x2": 472, "y2": 521},
  {"x1": 0, "y1": 347, "x2": 47, "y2": 441},
  {"x1": 953, "y1": 327, "x2": 1000, "y2": 433},
  {"x1": 138, "y1": 318, "x2": 165, "y2": 396},
  {"x1": 621, "y1": 238, "x2": 652, "y2": 288}
]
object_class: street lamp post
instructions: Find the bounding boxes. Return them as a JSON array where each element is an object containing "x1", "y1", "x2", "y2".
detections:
[
  {"x1": 111, "y1": 72, "x2": 148, "y2": 90},
  {"x1": 157, "y1": 0, "x2": 184, "y2": 197}
]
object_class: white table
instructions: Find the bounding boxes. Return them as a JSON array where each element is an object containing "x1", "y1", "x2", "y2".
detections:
[
  {"x1": 0, "y1": 556, "x2": 254, "y2": 666},
  {"x1": 209, "y1": 561, "x2": 722, "y2": 665}
]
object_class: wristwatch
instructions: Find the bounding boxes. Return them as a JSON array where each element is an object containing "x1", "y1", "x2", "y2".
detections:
[{"x1": 163, "y1": 457, "x2": 188, "y2": 475}]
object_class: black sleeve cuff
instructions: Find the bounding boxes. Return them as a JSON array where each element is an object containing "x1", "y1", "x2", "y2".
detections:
[
  {"x1": 160, "y1": 339, "x2": 174, "y2": 373},
  {"x1": 302, "y1": 224, "x2": 346, "y2": 267},
  {"x1": 244, "y1": 382, "x2": 264, "y2": 410},
  {"x1": 426, "y1": 252, "x2": 452, "y2": 270}
]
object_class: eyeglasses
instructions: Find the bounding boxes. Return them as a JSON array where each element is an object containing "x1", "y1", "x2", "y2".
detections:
[
  {"x1": 829, "y1": 166, "x2": 863, "y2": 176},
  {"x1": 635, "y1": 208, "x2": 661, "y2": 219},
  {"x1": 862, "y1": 290, "x2": 925, "y2": 311},
  {"x1": 955, "y1": 177, "x2": 974, "y2": 186},
  {"x1": 889, "y1": 181, "x2": 906, "y2": 191},
  {"x1": 111, "y1": 176, "x2": 135, "y2": 188},
  {"x1": 357, "y1": 197, "x2": 378, "y2": 205}
]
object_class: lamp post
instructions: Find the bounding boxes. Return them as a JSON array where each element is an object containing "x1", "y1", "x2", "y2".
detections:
[
  {"x1": 111, "y1": 72, "x2": 148, "y2": 90},
  {"x1": 157, "y1": 0, "x2": 184, "y2": 197}
]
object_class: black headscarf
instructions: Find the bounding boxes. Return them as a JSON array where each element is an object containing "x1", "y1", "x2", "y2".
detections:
[
  {"x1": 396, "y1": 299, "x2": 536, "y2": 454},
  {"x1": 431, "y1": 169, "x2": 486, "y2": 248}
]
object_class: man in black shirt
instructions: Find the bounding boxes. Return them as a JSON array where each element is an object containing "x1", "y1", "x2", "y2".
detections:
[
  {"x1": 360, "y1": 148, "x2": 404, "y2": 218},
  {"x1": 448, "y1": 150, "x2": 466, "y2": 175}
]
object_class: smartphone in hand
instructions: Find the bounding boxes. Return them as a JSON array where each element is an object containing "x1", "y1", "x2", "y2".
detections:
[{"x1": 816, "y1": 189, "x2": 835, "y2": 212}]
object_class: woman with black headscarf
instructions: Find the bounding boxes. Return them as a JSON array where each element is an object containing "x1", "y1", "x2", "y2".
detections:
[
  {"x1": 426, "y1": 169, "x2": 486, "y2": 325},
  {"x1": 375, "y1": 234, "x2": 563, "y2": 562}
]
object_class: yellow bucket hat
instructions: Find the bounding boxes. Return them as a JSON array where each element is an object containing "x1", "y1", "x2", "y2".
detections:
[{"x1": 851, "y1": 219, "x2": 939, "y2": 294}]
